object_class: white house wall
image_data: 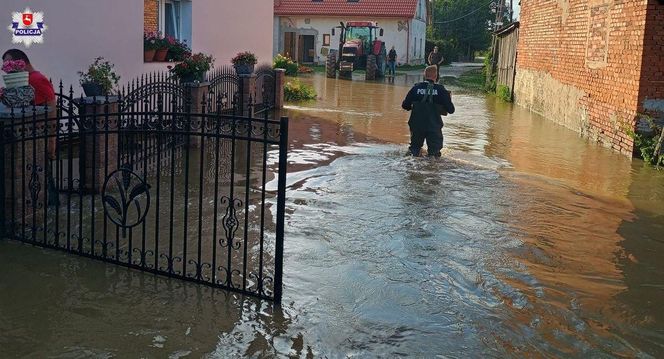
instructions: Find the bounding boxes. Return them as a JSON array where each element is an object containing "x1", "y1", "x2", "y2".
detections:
[
  {"x1": 409, "y1": 18, "x2": 427, "y2": 64},
  {"x1": 275, "y1": 16, "x2": 426, "y2": 65},
  {"x1": 1, "y1": 0, "x2": 273, "y2": 92}
]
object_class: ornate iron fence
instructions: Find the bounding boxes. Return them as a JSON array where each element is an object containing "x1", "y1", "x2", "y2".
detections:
[
  {"x1": 0, "y1": 78, "x2": 289, "y2": 302},
  {"x1": 207, "y1": 65, "x2": 240, "y2": 115},
  {"x1": 207, "y1": 65, "x2": 277, "y2": 116},
  {"x1": 254, "y1": 64, "x2": 276, "y2": 115}
]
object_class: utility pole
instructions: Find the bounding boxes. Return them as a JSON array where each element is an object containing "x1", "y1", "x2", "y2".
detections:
[
  {"x1": 487, "y1": 0, "x2": 506, "y2": 89},
  {"x1": 509, "y1": 0, "x2": 514, "y2": 22},
  {"x1": 494, "y1": 0, "x2": 506, "y2": 31}
]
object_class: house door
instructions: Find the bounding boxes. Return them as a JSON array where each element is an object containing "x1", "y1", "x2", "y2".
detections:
[
  {"x1": 284, "y1": 32, "x2": 296, "y2": 60},
  {"x1": 298, "y1": 35, "x2": 315, "y2": 64}
]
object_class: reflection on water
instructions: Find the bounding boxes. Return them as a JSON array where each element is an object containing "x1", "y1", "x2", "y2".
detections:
[{"x1": 1, "y1": 73, "x2": 663, "y2": 357}]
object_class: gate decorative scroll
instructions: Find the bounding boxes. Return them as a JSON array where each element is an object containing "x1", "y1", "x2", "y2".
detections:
[
  {"x1": 0, "y1": 75, "x2": 289, "y2": 302},
  {"x1": 254, "y1": 65, "x2": 276, "y2": 115}
]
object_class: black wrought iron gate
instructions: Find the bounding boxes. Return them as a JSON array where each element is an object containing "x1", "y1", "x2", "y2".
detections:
[{"x1": 0, "y1": 76, "x2": 288, "y2": 301}]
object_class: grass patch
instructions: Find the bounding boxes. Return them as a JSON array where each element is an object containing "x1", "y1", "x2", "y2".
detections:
[
  {"x1": 496, "y1": 84, "x2": 513, "y2": 102},
  {"x1": 308, "y1": 65, "x2": 326, "y2": 74},
  {"x1": 441, "y1": 68, "x2": 485, "y2": 92}
]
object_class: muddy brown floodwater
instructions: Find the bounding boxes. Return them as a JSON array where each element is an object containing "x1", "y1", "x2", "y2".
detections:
[{"x1": 1, "y1": 72, "x2": 663, "y2": 358}]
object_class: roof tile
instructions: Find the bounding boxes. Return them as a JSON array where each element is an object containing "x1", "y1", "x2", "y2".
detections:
[{"x1": 274, "y1": 0, "x2": 419, "y2": 18}]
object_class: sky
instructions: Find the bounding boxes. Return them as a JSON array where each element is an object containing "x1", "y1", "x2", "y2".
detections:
[{"x1": 513, "y1": 0, "x2": 521, "y2": 20}]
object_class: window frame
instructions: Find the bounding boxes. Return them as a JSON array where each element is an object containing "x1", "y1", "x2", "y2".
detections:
[
  {"x1": 159, "y1": 0, "x2": 182, "y2": 39},
  {"x1": 323, "y1": 34, "x2": 331, "y2": 46}
]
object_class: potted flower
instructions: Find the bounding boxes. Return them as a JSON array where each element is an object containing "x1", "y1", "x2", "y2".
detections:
[
  {"x1": 144, "y1": 31, "x2": 159, "y2": 62},
  {"x1": 78, "y1": 57, "x2": 120, "y2": 97},
  {"x1": 231, "y1": 51, "x2": 257, "y2": 75},
  {"x1": 2, "y1": 59, "x2": 29, "y2": 88},
  {"x1": 167, "y1": 37, "x2": 191, "y2": 62},
  {"x1": 168, "y1": 52, "x2": 214, "y2": 83},
  {"x1": 154, "y1": 35, "x2": 170, "y2": 62}
]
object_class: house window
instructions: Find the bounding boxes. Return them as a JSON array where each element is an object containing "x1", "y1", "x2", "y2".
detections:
[
  {"x1": 157, "y1": 0, "x2": 191, "y2": 43},
  {"x1": 414, "y1": 37, "x2": 417, "y2": 58},
  {"x1": 323, "y1": 34, "x2": 331, "y2": 46},
  {"x1": 161, "y1": 0, "x2": 181, "y2": 38}
]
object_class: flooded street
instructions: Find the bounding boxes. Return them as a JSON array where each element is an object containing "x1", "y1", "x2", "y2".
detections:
[{"x1": 2, "y1": 73, "x2": 664, "y2": 357}]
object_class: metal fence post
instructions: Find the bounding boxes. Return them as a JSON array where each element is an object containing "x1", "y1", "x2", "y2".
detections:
[{"x1": 273, "y1": 116, "x2": 289, "y2": 302}]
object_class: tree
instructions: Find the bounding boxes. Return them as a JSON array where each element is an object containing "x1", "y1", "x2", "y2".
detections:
[{"x1": 428, "y1": 0, "x2": 494, "y2": 61}]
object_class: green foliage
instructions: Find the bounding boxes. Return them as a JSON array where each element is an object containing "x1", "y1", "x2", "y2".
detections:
[
  {"x1": 284, "y1": 80, "x2": 317, "y2": 102},
  {"x1": 168, "y1": 53, "x2": 214, "y2": 80},
  {"x1": 483, "y1": 51, "x2": 496, "y2": 92},
  {"x1": 166, "y1": 36, "x2": 191, "y2": 62},
  {"x1": 231, "y1": 51, "x2": 257, "y2": 66},
  {"x1": 496, "y1": 85, "x2": 512, "y2": 102},
  {"x1": 428, "y1": 0, "x2": 494, "y2": 61},
  {"x1": 78, "y1": 57, "x2": 120, "y2": 94},
  {"x1": 143, "y1": 31, "x2": 161, "y2": 50},
  {"x1": 629, "y1": 117, "x2": 664, "y2": 167},
  {"x1": 273, "y1": 54, "x2": 299, "y2": 77}
]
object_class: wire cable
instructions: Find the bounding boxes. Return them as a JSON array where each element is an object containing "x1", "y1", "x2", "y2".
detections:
[{"x1": 433, "y1": 0, "x2": 495, "y2": 24}]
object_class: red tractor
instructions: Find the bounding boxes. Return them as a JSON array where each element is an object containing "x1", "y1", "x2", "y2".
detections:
[{"x1": 326, "y1": 21, "x2": 387, "y2": 81}]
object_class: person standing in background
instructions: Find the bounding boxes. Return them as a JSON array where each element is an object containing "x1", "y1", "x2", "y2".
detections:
[
  {"x1": 427, "y1": 46, "x2": 444, "y2": 82},
  {"x1": 387, "y1": 46, "x2": 397, "y2": 76}
]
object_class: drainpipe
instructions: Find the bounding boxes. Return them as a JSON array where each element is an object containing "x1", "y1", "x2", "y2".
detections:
[{"x1": 406, "y1": 18, "x2": 410, "y2": 64}]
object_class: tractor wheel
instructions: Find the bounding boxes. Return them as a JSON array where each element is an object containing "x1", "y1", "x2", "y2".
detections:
[
  {"x1": 366, "y1": 55, "x2": 377, "y2": 81},
  {"x1": 326, "y1": 51, "x2": 337, "y2": 79}
]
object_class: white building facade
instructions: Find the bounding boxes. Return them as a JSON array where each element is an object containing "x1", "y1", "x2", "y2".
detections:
[{"x1": 274, "y1": 0, "x2": 429, "y2": 66}]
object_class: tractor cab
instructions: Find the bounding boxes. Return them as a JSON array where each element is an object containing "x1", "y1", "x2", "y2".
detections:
[{"x1": 327, "y1": 21, "x2": 386, "y2": 80}]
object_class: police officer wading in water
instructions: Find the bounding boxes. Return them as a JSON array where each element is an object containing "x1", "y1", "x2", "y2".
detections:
[{"x1": 402, "y1": 65, "x2": 455, "y2": 157}]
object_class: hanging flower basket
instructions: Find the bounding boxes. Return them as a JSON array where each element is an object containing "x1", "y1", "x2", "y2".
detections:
[
  {"x1": 78, "y1": 57, "x2": 120, "y2": 97},
  {"x1": 231, "y1": 51, "x2": 257, "y2": 75}
]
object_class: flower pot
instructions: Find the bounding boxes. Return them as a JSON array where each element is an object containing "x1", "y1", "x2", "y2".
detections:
[
  {"x1": 154, "y1": 48, "x2": 169, "y2": 62},
  {"x1": 1, "y1": 85, "x2": 34, "y2": 107},
  {"x1": 144, "y1": 49, "x2": 156, "y2": 62},
  {"x1": 2, "y1": 71, "x2": 30, "y2": 88},
  {"x1": 234, "y1": 64, "x2": 255, "y2": 75},
  {"x1": 180, "y1": 72, "x2": 205, "y2": 84},
  {"x1": 81, "y1": 82, "x2": 105, "y2": 97}
]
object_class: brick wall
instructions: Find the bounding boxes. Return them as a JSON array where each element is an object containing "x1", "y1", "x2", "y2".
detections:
[
  {"x1": 515, "y1": 0, "x2": 660, "y2": 155},
  {"x1": 144, "y1": 0, "x2": 158, "y2": 33},
  {"x1": 639, "y1": 1, "x2": 664, "y2": 118}
]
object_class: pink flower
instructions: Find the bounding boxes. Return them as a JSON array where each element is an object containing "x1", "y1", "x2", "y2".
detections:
[{"x1": 2, "y1": 59, "x2": 26, "y2": 73}]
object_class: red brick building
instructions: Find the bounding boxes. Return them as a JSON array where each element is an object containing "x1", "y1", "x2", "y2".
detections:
[{"x1": 514, "y1": 0, "x2": 663, "y2": 155}]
